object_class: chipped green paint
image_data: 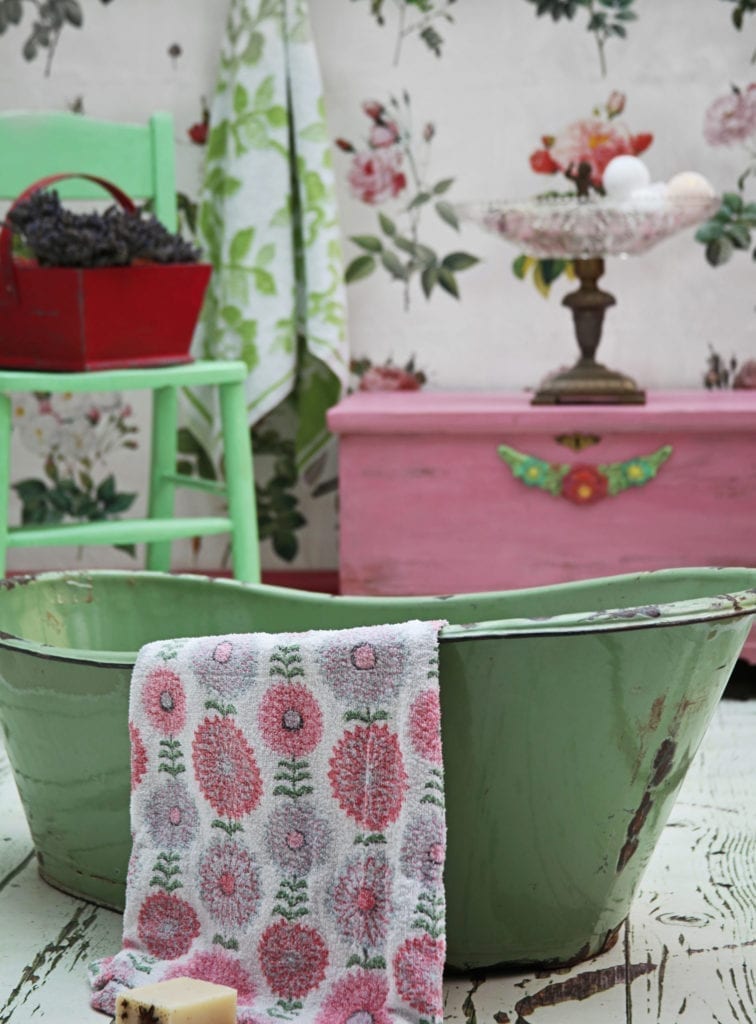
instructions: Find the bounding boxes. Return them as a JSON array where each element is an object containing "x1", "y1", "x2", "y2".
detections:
[{"x1": 498, "y1": 444, "x2": 672, "y2": 505}]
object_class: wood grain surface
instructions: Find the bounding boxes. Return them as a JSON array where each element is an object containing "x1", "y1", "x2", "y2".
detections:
[{"x1": 1, "y1": 702, "x2": 754, "y2": 1024}]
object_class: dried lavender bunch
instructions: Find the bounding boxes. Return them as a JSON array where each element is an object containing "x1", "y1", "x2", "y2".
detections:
[{"x1": 6, "y1": 190, "x2": 202, "y2": 267}]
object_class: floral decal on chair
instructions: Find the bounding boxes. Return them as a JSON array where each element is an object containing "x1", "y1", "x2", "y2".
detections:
[{"x1": 337, "y1": 93, "x2": 480, "y2": 309}]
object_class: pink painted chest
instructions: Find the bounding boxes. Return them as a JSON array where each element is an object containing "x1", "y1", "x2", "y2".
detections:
[{"x1": 328, "y1": 390, "x2": 756, "y2": 656}]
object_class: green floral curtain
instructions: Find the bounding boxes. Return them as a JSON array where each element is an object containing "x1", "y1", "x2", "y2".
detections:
[{"x1": 189, "y1": 0, "x2": 348, "y2": 468}]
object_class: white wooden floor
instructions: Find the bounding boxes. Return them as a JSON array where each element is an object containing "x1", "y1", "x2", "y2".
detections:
[{"x1": 1, "y1": 701, "x2": 755, "y2": 1024}]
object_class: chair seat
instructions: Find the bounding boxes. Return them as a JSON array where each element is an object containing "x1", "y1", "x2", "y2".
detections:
[{"x1": 0, "y1": 359, "x2": 248, "y2": 392}]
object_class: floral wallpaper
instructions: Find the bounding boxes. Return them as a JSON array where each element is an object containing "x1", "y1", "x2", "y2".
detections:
[{"x1": 1, "y1": 0, "x2": 755, "y2": 573}]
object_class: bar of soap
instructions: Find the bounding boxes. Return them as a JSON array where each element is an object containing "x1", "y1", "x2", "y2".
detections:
[{"x1": 115, "y1": 977, "x2": 237, "y2": 1023}]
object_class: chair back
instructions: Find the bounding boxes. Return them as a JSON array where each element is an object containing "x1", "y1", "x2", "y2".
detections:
[{"x1": 0, "y1": 111, "x2": 177, "y2": 230}]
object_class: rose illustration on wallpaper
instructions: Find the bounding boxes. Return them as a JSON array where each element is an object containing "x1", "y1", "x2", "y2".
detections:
[
  {"x1": 337, "y1": 93, "x2": 480, "y2": 309},
  {"x1": 514, "y1": 92, "x2": 653, "y2": 297}
]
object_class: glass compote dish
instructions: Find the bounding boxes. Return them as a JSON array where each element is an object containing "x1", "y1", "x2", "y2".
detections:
[{"x1": 457, "y1": 183, "x2": 719, "y2": 404}]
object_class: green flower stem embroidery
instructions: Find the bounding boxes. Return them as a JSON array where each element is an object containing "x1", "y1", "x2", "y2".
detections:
[
  {"x1": 273, "y1": 758, "x2": 314, "y2": 799},
  {"x1": 270, "y1": 645, "x2": 304, "y2": 681},
  {"x1": 149, "y1": 852, "x2": 183, "y2": 893},
  {"x1": 273, "y1": 877, "x2": 309, "y2": 921},
  {"x1": 413, "y1": 891, "x2": 445, "y2": 938},
  {"x1": 498, "y1": 444, "x2": 672, "y2": 505},
  {"x1": 158, "y1": 738, "x2": 186, "y2": 777}
]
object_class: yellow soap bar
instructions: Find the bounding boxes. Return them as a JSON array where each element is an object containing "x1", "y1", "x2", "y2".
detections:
[{"x1": 115, "y1": 976, "x2": 237, "y2": 1023}]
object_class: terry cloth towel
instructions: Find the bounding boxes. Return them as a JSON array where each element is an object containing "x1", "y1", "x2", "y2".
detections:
[
  {"x1": 189, "y1": 0, "x2": 348, "y2": 466},
  {"x1": 89, "y1": 621, "x2": 447, "y2": 1024}
]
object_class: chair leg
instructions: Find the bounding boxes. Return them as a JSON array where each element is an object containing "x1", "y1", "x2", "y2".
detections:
[
  {"x1": 0, "y1": 393, "x2": 11, "y2": 578},
  {"x1": 218, "y1": 380, "x2": 260, "y2": 583},
  {"x1": 146, "y1": 385, "x2": 178, "y2": 572}
]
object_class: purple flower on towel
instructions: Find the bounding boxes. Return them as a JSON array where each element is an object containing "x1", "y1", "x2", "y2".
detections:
[
  {"x1": 393, "y1": 933, "x2": 445, "y2": 1018},
  {"x1": 330, "y1": 853, "x2": 393, "y2": 947},
  {"x1": 265, "y1": 801, "x2": 331, "y2": 875},
  {"x1": 328, "y1": 723, "x2": 407, "y2": 831},
  {"x1": 408, "y1": 688, "x2": 443, "y2": 764},
  {"x1": 191, "y1": 637, "x2": 257, "y2": 698},
  {"x1": 258, "y1": 920, "x2": 328, "y2": 999},
  {"x1": 199, "y1": 840, "x2": 261, "y2": 929},
  {"x1": 137, "y1": 891, "x2": 200, "y2": 959},
  {"x1": 318, "y1": 633, "x2": 406, "y2": 704},
  {"x1": 399, "y1": 811, "x2": 445, "y2": 884},
  {"x1": 258, "y1": 682, "x2": 324, "y2": 757},
  {"x1": 192, "y1": 716, "x2": 263, "y2": 819},
  {"x1": 315, "y1": 968, "x2": 392, "y2": 1024},
  {"x1": 141, "y1": 666, "x2": 186, "y2": 734},
  {"x1": 165, "y1": 949, "x2": 257, "y2": 1003},
  {"x1": 144, "y1": 779, "x2": 199, "y2": 848}
]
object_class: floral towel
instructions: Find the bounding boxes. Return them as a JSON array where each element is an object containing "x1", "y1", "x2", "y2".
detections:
[
  {"x1": 189, "y1": 0, "x2": 348, "y2": 467},
  {"x1": 89, "y1": 621, "x2": 447, "y2": 1024}
]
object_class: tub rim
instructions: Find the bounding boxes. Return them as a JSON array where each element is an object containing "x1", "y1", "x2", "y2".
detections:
[{"x1": 0, "y1": 566, "x2": 755, "y2": 663}]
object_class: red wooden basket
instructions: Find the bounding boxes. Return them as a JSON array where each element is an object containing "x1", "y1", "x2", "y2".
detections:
[{"x1": 0, "y1": 173, "x2": 212, "y2": 372}]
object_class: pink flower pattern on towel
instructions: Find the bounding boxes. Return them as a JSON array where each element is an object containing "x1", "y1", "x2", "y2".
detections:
[
  {"x1": 328, "y1": 724, "x2": 408, "y2": 831},
  {"x1": 258, "y1": 682, "x2": 324, "y2": 757},
  {"x1": 89, "y1": 621, "x2": 446, "y2": 1024},
  {"x1": 192, "y1": 716, "x2": 263, "y2": 819}
]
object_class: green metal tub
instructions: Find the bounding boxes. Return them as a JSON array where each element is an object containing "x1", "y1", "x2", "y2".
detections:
[{"x1": 0, "y1": 567, "x2": 754, "y2": 970}]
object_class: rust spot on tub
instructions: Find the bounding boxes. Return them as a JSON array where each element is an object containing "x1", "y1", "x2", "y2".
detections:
[
  {"x1": 648, "y1": 695, "x2": 665, "y2": 732},
  {"x1": 514, "y1": 959, "x2": 656, "y2": 1017},
  {"x1": 650, "y1": 737, "x2": 676, "y2": 787},
  {"x1": 618, "y1": 735, "x2": 679, "y2": 871},
  {"x1": 617, "y1": 791, "x2": 654, "y2": 871}
]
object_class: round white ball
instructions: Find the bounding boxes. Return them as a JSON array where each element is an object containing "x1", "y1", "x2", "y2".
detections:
[
  {"x1": 666, "y1": 171, "x2": 716, "y2": 200},
  {"x1": 603, "y1": 156, "x2": 651, "y2": 199}
]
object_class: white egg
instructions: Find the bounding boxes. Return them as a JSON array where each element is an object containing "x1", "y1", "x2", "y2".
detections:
[
  {"x1": 666, "y1": 171, "x2": 717, "y2": 200},
  {"x1": 602, "y1": 155, "x2": 651, "y2": 199}
]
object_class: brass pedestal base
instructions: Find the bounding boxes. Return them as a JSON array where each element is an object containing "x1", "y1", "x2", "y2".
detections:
[
  {"x1": 530, "y1": 256, "x2": 647, "y2": 406},
  {"x1": 532, "y1": 359, "x2": 646, "y2": 405}
]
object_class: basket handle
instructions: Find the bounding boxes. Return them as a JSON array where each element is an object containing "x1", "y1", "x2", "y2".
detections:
[{"x1": 0, "y1": 173, "x2": 137, "y2": 306}]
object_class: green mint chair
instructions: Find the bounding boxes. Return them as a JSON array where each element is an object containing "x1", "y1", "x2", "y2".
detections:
[{"x1": 0, "y1": 112, "x2": 260, "y2": 581}]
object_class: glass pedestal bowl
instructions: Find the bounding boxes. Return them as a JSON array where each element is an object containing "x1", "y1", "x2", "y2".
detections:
[{"x1": 457, "y1": 193, "x2": 720, "y2": 404}]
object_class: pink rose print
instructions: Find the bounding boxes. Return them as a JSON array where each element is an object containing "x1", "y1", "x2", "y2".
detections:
[
  {"x1": 192, "y1": 636, "x2": 256, "y2": 698},
  {"x1": 137, "y1": 891, "x2": 200, "y2": 959},
  {"x1": 409, "y1": 689, "x2": 443, "y2": 764},
  {"x1": 199, "y1": 840, "x2": 261, "y2": 929},
  {"x1": 330, "y1": 853, "x2": 393, "y2": 947},
  {"x1": 164, "y1": 949, "x2": 256, "y2": 1003},
  {"x1": 547, "y1": 118, "x2": 651, "y2": 188},
  {"x1": 319, "y1": 636, "x2": 406, "y2": 705},
  {"x1": 704, "y1": 84, "x2": 756, "y2": 146},
  {"x1": 369, "y1": 120, "x2": 400, "y2": 148},
  {"x1": 265, "y1": 801, "x2": 331, "y2": 876},
  {"x1": 348, "y1": 149, "x2": 407, "y2": 205},
  {"x1": 315, "y1": 969, "x2": 392, "y2": 1024},
  {"x1": 400, "y1": 812, "x2": 445, "y2": 885},
  {"x1": 258, "y1": 682, "x2": 323, "y2": 758},
  {"x1": 145, "y1": 780, "x2": 199, "y2": 848},
  {"x1": 393, "y1": 933, "x2": 446, "y2": 1017},
  {"x1": 141, "y1": 667, "x2": 186, "y2": 734},
  {"x1": 258, "y1": 920, "x2": 328, "y2": 999},
  {"x1": 129, "y1": 722, "x2": 148, "y2": 789},
  {"x1": 328, "y1": 724, "x2": 407, "y2": 831},
  {"x1": 192, "y1": 717, "x2": 263, "y2": 819}
]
